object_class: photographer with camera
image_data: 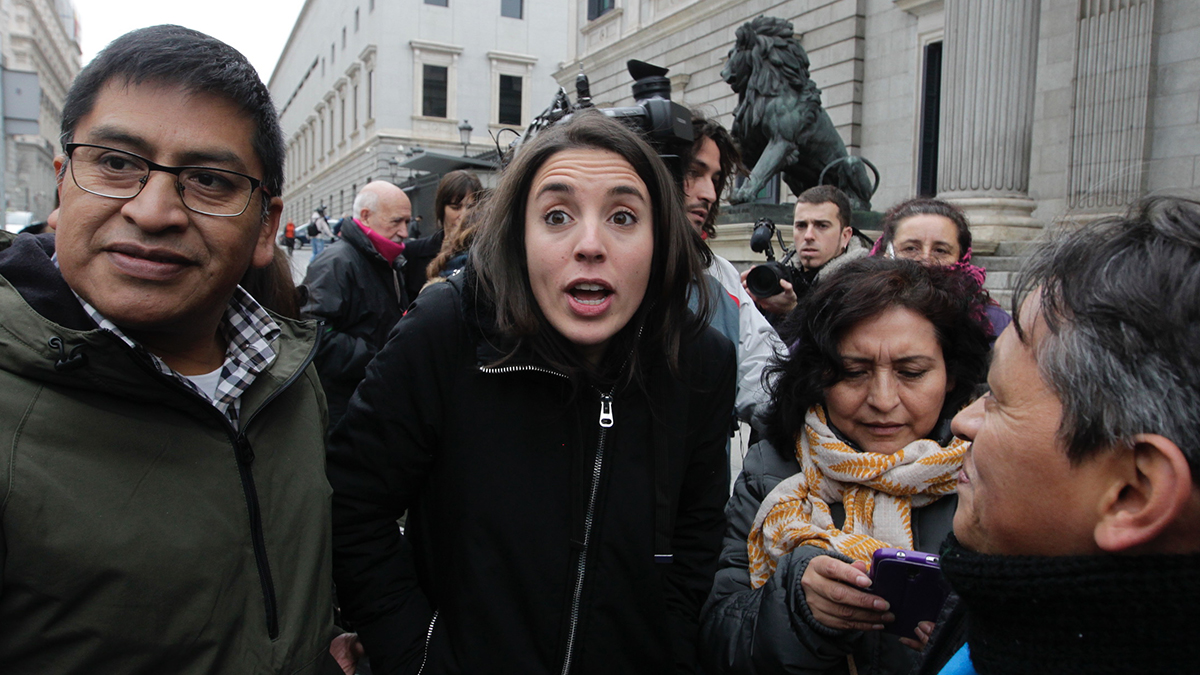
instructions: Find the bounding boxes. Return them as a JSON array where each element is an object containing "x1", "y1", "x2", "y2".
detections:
[
  {"x1": 740, "y1": 186, "x2": 869, "y2": 336},
  {"x1": 686, "y1": 114, "x2": 785, "y2": 433}
]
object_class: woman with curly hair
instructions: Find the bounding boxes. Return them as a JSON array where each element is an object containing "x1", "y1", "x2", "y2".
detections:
[{"x1": 701, "y1": 257, "x2": 991, "y2": 675}]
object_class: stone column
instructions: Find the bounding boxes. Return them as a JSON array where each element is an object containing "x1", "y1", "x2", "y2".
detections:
[{"x1": 938, "y1": 0, "x2": 1041, "y2": 243}]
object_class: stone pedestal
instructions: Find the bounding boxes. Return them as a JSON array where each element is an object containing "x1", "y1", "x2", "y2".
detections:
[{"x1": 938, "y1": 0, "x2": 1042, "y2": 243}]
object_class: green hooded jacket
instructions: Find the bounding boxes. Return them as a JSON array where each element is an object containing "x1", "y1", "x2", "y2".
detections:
[{"x1": 0, "y1": 232, "x2": 339, "y2": 674}]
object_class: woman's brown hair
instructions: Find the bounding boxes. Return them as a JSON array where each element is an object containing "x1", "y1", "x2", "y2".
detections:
[
  {"x1": 434, "y1": 170, "x2": 482, "y2": 230},
  {"x1": 470, "y1": 110, "x2": 713, "y2": 381}
]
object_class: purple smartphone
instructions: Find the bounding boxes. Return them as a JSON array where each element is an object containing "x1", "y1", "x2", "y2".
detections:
[{"x1": 868, "y1": 548, "x2": 951, "y2": 638}]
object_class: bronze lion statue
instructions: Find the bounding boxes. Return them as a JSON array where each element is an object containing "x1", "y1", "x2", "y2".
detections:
[{"x1": 722, "y1": 16, "x2": 875, "y2": 209}]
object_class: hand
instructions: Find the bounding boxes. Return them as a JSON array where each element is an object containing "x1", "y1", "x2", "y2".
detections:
[
  {"x1": 329, "y1": 632, "x2": 366, "y2": 675},
  {"x1": 740, "y1": 267, "x2": 798, "y2": 316},
  {"x1": 799, "y1": 556, "x2": 892, "y2": 631},
  {"x1": 900, "y1": 620, "x2": 936, "y2": 651}
]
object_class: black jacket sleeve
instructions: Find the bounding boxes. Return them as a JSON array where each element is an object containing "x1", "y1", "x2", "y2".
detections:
[
  {"x1": 699, "y1": 443, "x2": 865, "y2": 675},
  {"x1": 326, "y1": 282, "x2": 461, "y2": 674},
  {"x1": 661, "y1": 330, "x2": 737, "y2": 673},
  {"x1": 301, "y1": 253, "x2": 377, "y2": 389}
]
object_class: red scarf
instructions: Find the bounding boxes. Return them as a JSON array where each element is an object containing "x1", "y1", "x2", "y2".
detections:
[{"x1": 357, "y1": 218, "x2": 405, "y2": 264}]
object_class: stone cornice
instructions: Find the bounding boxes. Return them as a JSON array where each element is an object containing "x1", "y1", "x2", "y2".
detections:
[
  {"x1": 487, "y1": 50, "x2": 538, "y2": 65},
  {"x1": 409, "y1": 39, "x2": 463, "y2": 55},
  {"x1": 558, "y1": 0, "x2": 739, "y2": 83}
]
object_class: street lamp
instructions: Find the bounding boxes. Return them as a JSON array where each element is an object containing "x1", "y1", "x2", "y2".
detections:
[{"x1": 458, "y1": 119, "x2": 473, "y2": 157}]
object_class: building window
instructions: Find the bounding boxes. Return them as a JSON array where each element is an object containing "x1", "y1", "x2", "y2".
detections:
[
  {"x1": 355, "y1": 8, "x2": 360, "y2": 31},
  {"x1": 341, "y1": 96, "x2": 347, "y2": 140},
  {"x1": 353, "y1": 85, "x2": 360, "y2": 129},
  {"x1": 501, "y1": 0, "x2": 522, "y2": 19},
  {"x1": 412, "y1": 40, "x2": 461, "y2": 124},
  {"x1": 498, "y1": 74, "x2": 522, "y2": 125},
  {"x1": 917, "y1": 41, "x2": 943, "y2": 198},
  {"x1": 369, "y1": 0, "x2": 374, "y2": 11},
  {"x1": 587, "y1": 0, "x2": 614, "y2": 20},
  {"x1": 342, "y1": 27, "x2": 347, "y2": 49},
  {"x1": 425, "y1": 0, "x2": 448, "y2": 5},
  {"x1": 367, "y1": 70, "x2": 374, "y2": 119},
  {"x1": 423, "y1": 64, "x2": 448, "y2": 118}
]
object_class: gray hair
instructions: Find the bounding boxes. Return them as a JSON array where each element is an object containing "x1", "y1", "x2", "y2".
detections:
[
  {"x1": 353, "y1": 189, "x2": 379, "y2": 217},
  {"x1": 1013, "y1": 196, "x2": 1200, "y2": 476}
]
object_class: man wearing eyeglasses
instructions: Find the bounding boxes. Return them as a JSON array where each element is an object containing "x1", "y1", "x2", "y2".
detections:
[{"x1": 0, "y1": 25, "x2": 349, "y2": 674}]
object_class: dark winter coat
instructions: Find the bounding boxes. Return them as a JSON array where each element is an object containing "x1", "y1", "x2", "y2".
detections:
[
  {"x1": 327, "y1": 271, "x2": 736, "y2": 675},
  {"x1": 401, "y1": 228, "x2": 444, "y2": 304},
  {"x1": 0, "y1": 232, "x2": 339, "y2": 674},
  {"x1": 700, "y1": 437, "x2": 957, "y2": 675},
  {"x1": 301, "y1": 218, "x2": 408, "y2": 427}
]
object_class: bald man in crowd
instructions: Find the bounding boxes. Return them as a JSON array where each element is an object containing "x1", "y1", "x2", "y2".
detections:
[{"x1": 302, "y1": 180, "x2": 411, "y2": 428}]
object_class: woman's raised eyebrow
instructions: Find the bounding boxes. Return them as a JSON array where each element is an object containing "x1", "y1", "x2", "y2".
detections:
[
  {"x1": 535, "y1": 182, "x2": 573, "y2": 198},
  {"x1": 608, "y1": 184, "x2": 646, "y2": 200}
]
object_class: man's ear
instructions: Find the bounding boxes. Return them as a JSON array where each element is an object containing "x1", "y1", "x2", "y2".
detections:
[
  {"x1": 54, "y1": 155, "x2": 66, "y2": 192},
  {"x1": 1094, "y1": 434, "x2": 1196, "y2": 553},
  {"x1": 839, "y1": 225, "x2": 853, "y2": 253},
  {"x1": 252, "y1": 196, "x2": 283, "y2": 269}
]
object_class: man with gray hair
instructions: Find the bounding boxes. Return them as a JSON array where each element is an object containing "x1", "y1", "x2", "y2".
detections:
[
  {"x1": 302, "y1": 180, "x2": 411, "y2": 428},
  {"x1": 915, "y1": 196, "x2": 1200, "y2": 674}
]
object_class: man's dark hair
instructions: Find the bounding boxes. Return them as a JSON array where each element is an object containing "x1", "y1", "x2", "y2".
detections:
[
  {"x1": 878, "y1": 197, "x2": 972, "y2": 260},
  {"x1": 472, "y1": 110, "x2": 713, "y2": 383},
  {"x1": 1012, "y1": 196, "x2": 1200, "y2": 477},
  {"x1": 434, "y1": 170, "x2": 483, "y2": 228},
  {"x1": 689, "y1": 113, "x2": 744, "y2": 239},
  {"x1": 797, "y1": 185, "x2": 852, "y2": 231},
  {"x1": 60, "y1": 25, "x2": 285, "y2": 214},
  {"x1": 764, "y1": 257, "x2": 991, "y2": 454}
]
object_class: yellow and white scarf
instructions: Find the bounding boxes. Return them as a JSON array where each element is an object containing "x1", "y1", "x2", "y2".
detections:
[{"x1": 747, "y1": 406, "x2": 966, "y2": 589}]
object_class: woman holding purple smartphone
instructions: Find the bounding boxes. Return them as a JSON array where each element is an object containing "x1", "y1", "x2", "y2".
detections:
[{"x1": 700, "y1": 257, "x2": 991, "y2": 675}]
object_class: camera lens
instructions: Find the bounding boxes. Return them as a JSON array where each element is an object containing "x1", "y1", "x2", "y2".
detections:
[{"x1": 746, "y1": 263, "x2": 786, "y2": 297}]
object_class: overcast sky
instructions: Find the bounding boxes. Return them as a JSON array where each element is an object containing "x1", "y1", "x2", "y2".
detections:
[{"x1": 74, "y1": 0, "x2": 308, "y2": 83}]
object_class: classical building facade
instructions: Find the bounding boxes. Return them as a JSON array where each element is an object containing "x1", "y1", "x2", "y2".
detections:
[
  {"x1": 557, "y1": 0, "x2": 1200, "y2": 247},
  {"x1": 270, "y1": 0, "x2": 570, "y2": 228},
  {"x1": 0, "y1": 0, "x2": 80, "y2": 220}
]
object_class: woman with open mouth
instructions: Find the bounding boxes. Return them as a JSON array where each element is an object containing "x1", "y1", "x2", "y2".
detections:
[{"x1": 326, "y1": 111, "x2": 736, "y2": 675}]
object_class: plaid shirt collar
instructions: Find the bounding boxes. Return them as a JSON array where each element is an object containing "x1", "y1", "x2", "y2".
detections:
[{"x1": 73, "y1": 285, "x2": 281, "y2": 427}]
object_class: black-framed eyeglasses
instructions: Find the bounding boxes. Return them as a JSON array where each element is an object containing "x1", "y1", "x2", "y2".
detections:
[{"x1": 64, "y1": 143, "x2": 266, "y2": 217}]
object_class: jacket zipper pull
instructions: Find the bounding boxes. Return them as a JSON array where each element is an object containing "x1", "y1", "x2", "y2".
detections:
[
  {"x1": 598, "y1": 394, "x2": 614, "y2": 428},
  {"x1": 236, "y1": 435, "x2": 255, "y2": 465}
]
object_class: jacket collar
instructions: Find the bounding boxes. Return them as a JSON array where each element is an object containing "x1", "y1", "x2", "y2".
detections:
[{"x1": 0, "y1": 232, "x2": 96, "y2": 331}]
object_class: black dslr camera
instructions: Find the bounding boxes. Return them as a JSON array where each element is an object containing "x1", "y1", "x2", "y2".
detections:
[
  {"x1": 515, "y1": 60, "x2": 694, "y2": 181},
  {"x1": 744, "y1": 218, "x2": 795, "y2": 298}
]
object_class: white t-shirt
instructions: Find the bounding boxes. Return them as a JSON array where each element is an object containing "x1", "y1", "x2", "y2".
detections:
[{"x1": 183, "y1": 368, "x2": 222, "y2": 402}]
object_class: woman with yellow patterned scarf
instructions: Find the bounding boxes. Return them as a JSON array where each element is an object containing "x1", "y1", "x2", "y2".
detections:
[{"x1": 700, "y1": 257, "x2": 992, "y2": 675}]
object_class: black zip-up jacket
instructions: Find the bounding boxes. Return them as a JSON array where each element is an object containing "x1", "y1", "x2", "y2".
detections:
[
  {"x1": 328, "y1": 272, "x2": 736, "y2": 674},
  {"x1": 401, "y1": 229, "x2": 443, "y2": 304},
  {"x1": 301, "y1": 218, "x2": 408, "y2": 427}
]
